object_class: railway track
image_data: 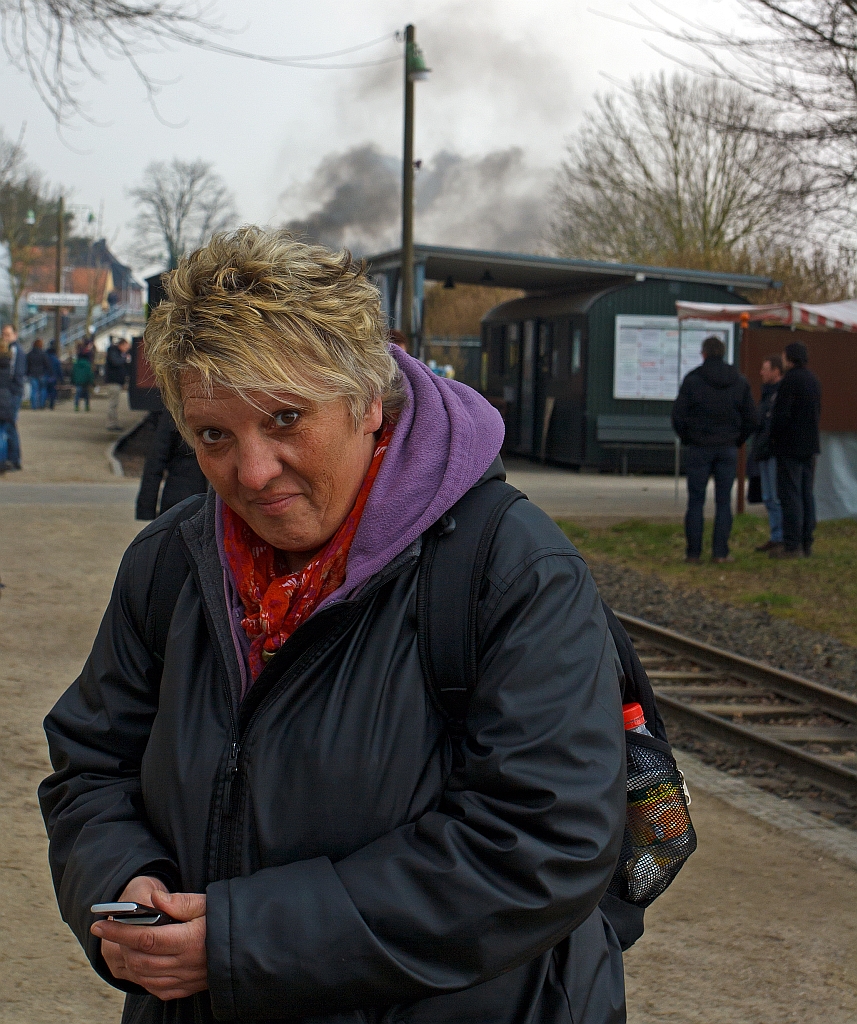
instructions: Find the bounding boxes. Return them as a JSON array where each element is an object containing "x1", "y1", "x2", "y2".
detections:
[{"x1": 616, "y1": 613, "x2": 857, "y2": 799}]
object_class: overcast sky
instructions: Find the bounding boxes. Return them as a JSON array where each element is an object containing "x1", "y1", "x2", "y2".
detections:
[{"x1": 1, "y1": 0, "x2": 744, "y2": 275}]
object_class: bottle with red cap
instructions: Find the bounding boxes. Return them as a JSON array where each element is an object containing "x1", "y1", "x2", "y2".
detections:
[{"x1": 622, "y1": 702, "x2": 652, "y2": 736}]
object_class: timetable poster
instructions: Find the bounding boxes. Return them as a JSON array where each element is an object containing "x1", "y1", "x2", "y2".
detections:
[{"x1": 613, "y1": 316, "x2": 733, "y2": 401}]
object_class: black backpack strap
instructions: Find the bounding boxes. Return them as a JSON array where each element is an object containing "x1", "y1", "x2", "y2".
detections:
[
  {"x1": 600, "y1": 603, "x2": 667, "y2": 743},
  {"x1": 417, "y1": 478, "x2": 525, "y2": 723},
  {"x1": 144, "y1": 494, "x2": 206, "y2": 669}
]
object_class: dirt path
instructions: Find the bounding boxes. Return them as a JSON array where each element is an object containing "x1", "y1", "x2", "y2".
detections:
[{"x1": 1, "y1": 410, "x2": 855, "y2": 1023}]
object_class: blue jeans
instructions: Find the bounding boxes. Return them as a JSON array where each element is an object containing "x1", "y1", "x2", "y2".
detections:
[
  {"x1": 757, "y1": 457, "x2": 783, "y2": 543},
  {"x1": 29, "y1": 376, "x2": 45, "y2": 409},
  {"x1": 684, "y1": 445, "x2": 738, "y2": 559},
  {"x1": 0, "y1": 421, "x2": 10, "y2": 463},
  {"x1": 74, "y1": 385, "x2": 90, "y2": 411}
]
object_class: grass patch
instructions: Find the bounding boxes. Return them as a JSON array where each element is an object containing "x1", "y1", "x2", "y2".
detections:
[{"x1": 558, "y1": 514, "x2": 857, "y2": 646}]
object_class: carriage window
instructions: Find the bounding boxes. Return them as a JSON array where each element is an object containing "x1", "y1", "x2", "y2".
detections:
[
  {"x1": 506, "y1": 323, "x2": 519, "y2": 371},
  {"x1": 571, "y1": 328, "x2": 582, "y2": 374}
]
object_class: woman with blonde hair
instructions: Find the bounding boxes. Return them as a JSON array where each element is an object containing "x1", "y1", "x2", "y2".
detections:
[{"x1": 40, "y1": 228, "x2": 627, "y2": 1024}]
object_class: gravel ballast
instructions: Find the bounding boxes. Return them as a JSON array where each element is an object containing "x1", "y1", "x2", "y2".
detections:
[{"x1": 588, "y1": 557, "x2": 857, "y2": 698}]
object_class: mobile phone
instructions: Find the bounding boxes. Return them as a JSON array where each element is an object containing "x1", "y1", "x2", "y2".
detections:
[{"x1": 90, "y1": 901, "x2": 177, "y2": 926}]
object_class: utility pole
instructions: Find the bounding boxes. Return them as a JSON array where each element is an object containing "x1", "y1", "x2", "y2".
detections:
[
  {"x1": 400, "y1": 25, "x2": 430, "y2": 355},
  {"x1": 54, "y1": 195, "x2": 64, "y2": 354},
  {"x1": 400, "y1": 24, "x2": 416, "y2": 354}
]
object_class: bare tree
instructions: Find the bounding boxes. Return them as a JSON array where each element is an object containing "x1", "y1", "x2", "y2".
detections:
[
  {"x1": 0, "y1": 3, "x2": 401, "y2": 124},
  {"x1": 0, "y1": 0, "x2": 221, "y2": 123},
  {"x1": 551, "y1": 73, "x2": 814, "y2": 270},
  {"x1": 129, "y1": 158, "x2": 237, "y2": 269},
  {"x1": 644, "y1": 2, "x2": 857, "y2": 203},
  {"x1": 0, "y1": 129, "x2": 58, "y2": 327}
]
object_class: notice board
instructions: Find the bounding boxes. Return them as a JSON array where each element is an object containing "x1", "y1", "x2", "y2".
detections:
[{"x1": 613, "y1": 315, "x2": 734, "y2": 401}]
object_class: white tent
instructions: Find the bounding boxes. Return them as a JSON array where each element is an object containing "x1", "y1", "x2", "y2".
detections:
[
  {"x1": 675, "y1": 300, "x2": 857, "y2": 521},
  {"x1": 676, "y1": 299, "x2": 857, "y2": 331}
]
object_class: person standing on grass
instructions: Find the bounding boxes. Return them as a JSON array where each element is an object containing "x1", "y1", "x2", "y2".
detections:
[
  {"x1": 71, "y1": 348, "x2": 94, "y2": 412},
  {"x1": 104, "y1": 336, "x2": 131, "y2": 431},
  {"x1": 671, "y1": 335, "x2": 758, "y2": 564},
  {"x1": 752, "y1": 355, "x2": 784, "y2": 553},
  {"x1": 1, "y1": 323, "x2": 26, "y2": 470},
  {"x1": 769, "y1": 341, "x2": 821, "y2": 559}
]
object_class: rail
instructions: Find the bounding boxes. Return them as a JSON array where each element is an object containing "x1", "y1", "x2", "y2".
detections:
[{"x1": 617, "y1": 613, "x2": 857, "y2": 798}]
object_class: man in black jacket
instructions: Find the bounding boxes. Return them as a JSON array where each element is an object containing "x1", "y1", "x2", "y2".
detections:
[
  {"x1": 769, "y1": 341, "x2": 821, "y2": 558},
  {"x1": 135, "y1": 410, "x2": 208, "y2": 520},
  {"x1": 104, "y1": 336, "x2": 131, "y2": 431},
  {"x1": 672, "y1": 335, "x2": 758, "y2": 563},
  {"x1": 752, "y1": 355, "x2": 784, "y2": 552}
]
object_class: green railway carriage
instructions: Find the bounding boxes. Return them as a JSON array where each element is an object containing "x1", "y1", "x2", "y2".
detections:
[{"x1": 369, "y1": 245, "x2": 773, "y2": 472}]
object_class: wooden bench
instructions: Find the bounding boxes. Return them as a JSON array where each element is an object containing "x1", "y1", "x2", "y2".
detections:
[{"x1": 596, "y1": 414, "x2": 677, "y2": 475}]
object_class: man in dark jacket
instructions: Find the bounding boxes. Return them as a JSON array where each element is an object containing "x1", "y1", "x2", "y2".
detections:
[
  {"x1": 769, "y1": 341, "x2": 821, "y2": 557},
  {"x1": 135, "y1": 411, "x2": 208, "y2": 520},
  {"x1": 752, "y1": 355, "x2": 784, "y2": 552},
  {"x1": 104, "y1": 336, "x2": 131, "y2": 430},
  {"x1": 26, "y1": 337, "x2": 51, "y2": 410},
  {"x1": 1, "y1": 323, "x2": 26, "y2": 469},
  {"x1": 672, "y1": 335, "x2": 758, "y2": 562}
]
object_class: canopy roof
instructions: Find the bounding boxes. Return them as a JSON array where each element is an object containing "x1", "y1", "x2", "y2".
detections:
[
  {"x1": 367, "y1": 244, "x2": 776, "y2": 293},
  {"x1": 676, "y1": 299, "x2": 857, "y2": 332}
]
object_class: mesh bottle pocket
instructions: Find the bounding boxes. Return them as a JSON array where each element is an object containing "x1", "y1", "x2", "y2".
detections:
[{"x1": 607, "y1": 732, "x2": 697, "y2": 908}]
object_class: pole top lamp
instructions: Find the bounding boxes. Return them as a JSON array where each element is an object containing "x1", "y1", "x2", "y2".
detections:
[{"x1": 406, "y1": 39, "x2": 431, "y2": 81}]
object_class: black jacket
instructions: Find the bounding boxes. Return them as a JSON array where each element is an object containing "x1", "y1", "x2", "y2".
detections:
[
  {"x1": 0, "y1": 356, "x2": 14, "y2": 423},
  {"x1": 752, "y1": 380, "x2": 780, "y2": 463},
  {"x1": 136, "y1": 412, "x2": 208, "y2": 520},
  {"x1": 770, "y1": 365, "x2": 821, "y2": 461},
  {"x1": 39, "y1": 483, "x2": 627, "y2": 1024},
  {"x1": 104, "y1": 343, "x2": 130, "y2": 385},
  {"x1": 671, "y1": 356, "x2": 758, "y2": 448},
  {"x1": 26, "y1": 347, "x2": 51, "y2": 377}
]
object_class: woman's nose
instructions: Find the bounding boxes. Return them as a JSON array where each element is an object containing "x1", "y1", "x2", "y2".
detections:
[{"x1": 236, "y1": 436, "x2": 283, "y2": 491}]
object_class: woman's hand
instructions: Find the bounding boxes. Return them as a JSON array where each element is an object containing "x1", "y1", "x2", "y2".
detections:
[{"x1": 91, "y1": 875, "x2": 208, "y2": 1001}]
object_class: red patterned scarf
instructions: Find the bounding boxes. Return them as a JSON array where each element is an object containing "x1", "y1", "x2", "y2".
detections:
[{"x1": 223, "y1": 424, "x2": 393, "y2": 679}]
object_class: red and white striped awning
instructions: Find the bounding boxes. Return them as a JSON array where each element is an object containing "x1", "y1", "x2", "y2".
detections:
[{"x1": 676, "y1": 300, "x2": 857, "y2": 332}]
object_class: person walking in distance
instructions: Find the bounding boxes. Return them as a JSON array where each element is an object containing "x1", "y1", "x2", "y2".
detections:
[
  {"x1": 769, "y1": 341, "x2": 821, "y2": 558},
  {"x1": 26, "y1": 338, "x2": 51, "y2": 410},
  {"x1": 672, "y1": 335, "x2": 758, "y2": 563},
  {"x1": 104, "y1": 336, "x2": 131, "y2": 430},
  {"x1": 71, "y1": 348, "x2": 94, "y2": 411},
  {"x1": 1, "y1": 324, "x2": 26, "y2": 470},
  {"x1": 0, "y1": 345, "x2": 16, "y2": 471},
  {"x1": 45, "y1": 344, "x2": 63, "y2": 410},
  {"x1": 752, "y1": 355, "x2": 784, "y2": 553}
]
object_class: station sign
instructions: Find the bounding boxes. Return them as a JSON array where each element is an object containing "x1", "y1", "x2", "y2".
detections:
[{"x1": 27, "y1": 291, "x2": 89, "y2": 308}]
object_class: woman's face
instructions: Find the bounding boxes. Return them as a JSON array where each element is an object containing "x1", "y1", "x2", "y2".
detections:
[{"x1": 182, "y1": 379, "x2": 383, "y2": 571}]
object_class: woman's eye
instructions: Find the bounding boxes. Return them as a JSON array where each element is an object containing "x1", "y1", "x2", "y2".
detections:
[
  {"x1": 273, "y1": 410, "x2": 299, "y2": 428},
  {"x1": 200, "y1": 428, "x2": 224, "y2": 444}
]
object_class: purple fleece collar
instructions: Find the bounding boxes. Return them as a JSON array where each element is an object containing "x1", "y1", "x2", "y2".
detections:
[{"x1": 317, "y1": 346, "x2": 504, "y2": 609}]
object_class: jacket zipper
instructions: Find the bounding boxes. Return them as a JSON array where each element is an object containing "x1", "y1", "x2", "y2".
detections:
[
  {"x1": 202, "y1": 549, "x2": 419, "y2": 884},
  {"x1": 181, "y1": 551, "x2": 243, "y2": 884}
]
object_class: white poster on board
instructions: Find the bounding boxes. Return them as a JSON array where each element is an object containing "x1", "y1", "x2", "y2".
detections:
[{"x1": 613, "y1": 316, "x2": 734, "y2": 401}]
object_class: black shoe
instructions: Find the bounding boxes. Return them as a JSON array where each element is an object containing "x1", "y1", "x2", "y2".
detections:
[
  {"x1": 755, "y1": 540, "x2": 782, "y2": 552},
  {"x1": 9, "y1": 462, "x2": 22, "y2": 471},
  {"x1": 684, "y1": 555, "x2": 701, "y2": 564}
]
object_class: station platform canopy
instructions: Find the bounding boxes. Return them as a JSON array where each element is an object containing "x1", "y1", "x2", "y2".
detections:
[
  {"x1": 677, "y1": 299, "x2": 857, "y2": 332},
  {"x1": 368, "y1": 244, "x2": 777, "y2": 297}
]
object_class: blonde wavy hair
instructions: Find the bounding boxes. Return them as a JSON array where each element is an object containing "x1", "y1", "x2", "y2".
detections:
[{"x1": 144, "y1": 227, "x2": 405, "y2": 438}]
